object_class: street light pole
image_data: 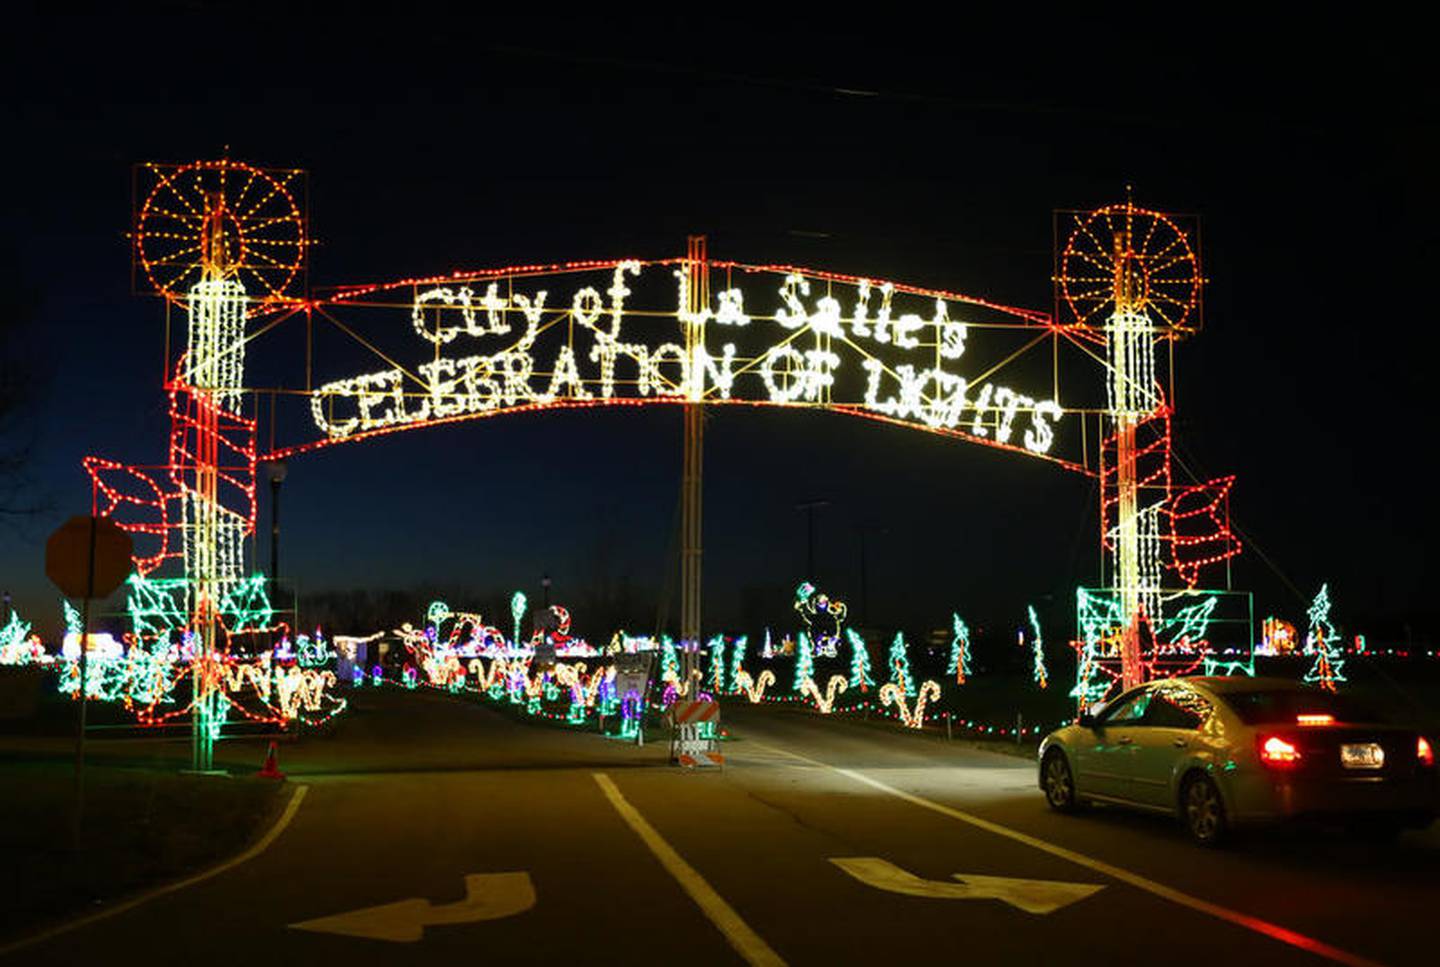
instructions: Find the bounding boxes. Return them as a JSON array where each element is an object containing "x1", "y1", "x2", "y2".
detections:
[
  {"x1": 858, "y1": 527, "x2": 868, "y2": 627},
  {"x1": 795, "y1": 499, "x2": 829, "y2": 579},
  {"x1": 265, "y1": 460, "x2": 287, "y2": 589},
  {"x1": 855, "y1": 523, "x2": 887, "y2": 627}
]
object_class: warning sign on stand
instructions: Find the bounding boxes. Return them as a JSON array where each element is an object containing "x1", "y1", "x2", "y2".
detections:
[{"x1": 668, "y1": 699, "x2": 724, "y2": 768}]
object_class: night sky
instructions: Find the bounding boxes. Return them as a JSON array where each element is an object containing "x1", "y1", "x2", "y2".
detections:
[{"x1": 2, "y1": 8, "x2": 1435, "y2": 641}]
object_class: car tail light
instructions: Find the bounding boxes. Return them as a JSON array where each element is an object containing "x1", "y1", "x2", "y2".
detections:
[
  {"x1": 1296, "y1": 714, "x2": 1334, "y2": 726},
  {"x1": 1419, "y1": 736, "x2": 1435, "y2": 768},
  {"x1": 1259, "y1": 735, "x2": 1302, "y2": 767}
]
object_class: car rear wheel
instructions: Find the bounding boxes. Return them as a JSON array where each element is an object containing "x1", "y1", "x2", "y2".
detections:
[
  {"x1": 1181, "y1": 773, "x2": 1227, "y2": 847},
  {"x1": 1042, "y1": 750, "x2": 1080, "y2": 814}
]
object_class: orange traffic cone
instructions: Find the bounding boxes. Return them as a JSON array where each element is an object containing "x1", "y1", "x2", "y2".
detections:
[{"x1": 257, "y1": 741, "x2": 286, "y2": 779}]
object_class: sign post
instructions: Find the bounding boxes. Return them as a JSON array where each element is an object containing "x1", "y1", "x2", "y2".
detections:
[
  {"x1": 611, "y1": 652, "x2": 655, "y2": 747},
  {"x1": 668, "y1": 699, "x2": 723, "y2": 768},
  {"x1": 45, "y1": 515, "x2": 133, "y2": 850}
]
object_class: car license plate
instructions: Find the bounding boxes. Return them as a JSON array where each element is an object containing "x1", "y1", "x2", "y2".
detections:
[{"x1": 1340, "y1": 743, "x2": 1385, "y2": 769}]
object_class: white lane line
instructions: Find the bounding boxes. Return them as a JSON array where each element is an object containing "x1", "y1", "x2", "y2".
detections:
[
  {"x1": 593, "y1": 773, "x2": 785, "y2": 967},
  {"x1": 749, "y1": 742, "x2": 1386, "y2": 967},
  {"x1": 0, "y1": 784, "x2": 309, "y2": 958}
]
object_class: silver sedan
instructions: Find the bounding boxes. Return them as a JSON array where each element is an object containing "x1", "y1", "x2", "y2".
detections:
[{"x1": 1038, "y1": 676, "x2": 1438, "y2": 845}]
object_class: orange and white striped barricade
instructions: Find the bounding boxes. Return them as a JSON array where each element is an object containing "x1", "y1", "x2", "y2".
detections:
[{"x1": 668, "y1": 699, "x2": 724, "y2": 768}]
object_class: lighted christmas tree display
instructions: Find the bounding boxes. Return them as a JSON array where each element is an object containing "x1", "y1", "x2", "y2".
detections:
[
  {"x1": 707, "y1": 635, "x2": 727, "y2": 693},
  {"x1": 793, "y1": 631, "x2": 814, "y2": 691},
  {"x1": 0, "y1": 609, "x2": 38, "y2": 664},
  {"x1": 846, "y1": 629, "x2": 874, "y2": 691},
  {"x1": 727, "y1": 635, "x2": 748, "y2": 694},
  {"x1": 761, "y1": 628, "x2": 774, "y2": 659},
  {"x1": 887, "y1": 632, "x2": 915, "y2": 696},
  {"x1": 947, "y1": 613, "x2": 972, "y2": 685},
  {"x1": 1302, "y1": 584, "x2": 1345, "y2": 692},
  {"x1": 1072, "y1": 588, "x2": 1122, "y2": 711},
  {"x1": 1028, "y1": 605, "x2": 1048, "y2": 689},
  {"x1": 660, "y1": 636, "x2": 679, "y2": 684},
  {"x1": 0, "y1": 610, "x2": 29, "y2": 648}
]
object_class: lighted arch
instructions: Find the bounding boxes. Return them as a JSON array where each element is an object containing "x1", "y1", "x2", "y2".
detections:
[{"x1": 258, "y1": 257, "x2": 1088, "y2": 474}]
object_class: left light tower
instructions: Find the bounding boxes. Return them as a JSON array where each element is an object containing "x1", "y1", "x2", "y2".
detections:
[{"x1": 131, "y1": 158, "x2": 307, "y2": 770}]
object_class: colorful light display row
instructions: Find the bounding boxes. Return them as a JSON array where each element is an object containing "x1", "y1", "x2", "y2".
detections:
[{"x1": 362, "y1": 599, "x2": 1077, "y2": 738}]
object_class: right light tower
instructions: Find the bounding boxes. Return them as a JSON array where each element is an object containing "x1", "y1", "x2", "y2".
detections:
[{"x1": 1057, "y1": 197, "x2": 1244, "y2": 702}]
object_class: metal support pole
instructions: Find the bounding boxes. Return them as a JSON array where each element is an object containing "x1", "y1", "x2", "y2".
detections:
[
  {"x1": 270, "y1": 475, "x2": 281, "y2": 583},
  {"x1": 807, "y1": 509, "x2": 816, "y2": 577},
  {"x1": 858, "y1": 528, "x2": 868, "y2": 626},
  {"x1": 71, "y1": 517, "x2": 97, "y2": 851},
  {"x1": 194, "y1": 398, "x2": 219, "y2": 773},
  {"x1": 680, "y1": 236, "x2": 707, "y2": 684}
]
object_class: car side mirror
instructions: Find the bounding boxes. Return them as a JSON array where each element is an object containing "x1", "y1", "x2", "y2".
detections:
[{"x1": 1077, "y1": 711, "x2": 1098, "y2": 729}]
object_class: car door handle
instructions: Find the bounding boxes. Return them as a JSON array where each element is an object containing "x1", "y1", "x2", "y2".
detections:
[
  {"x1": 1172, "y1": 738, "x2": 1188, "y2": 748},
  {"x1": 1117, "y1": 736, "x2": 1133, "y2": 745}
]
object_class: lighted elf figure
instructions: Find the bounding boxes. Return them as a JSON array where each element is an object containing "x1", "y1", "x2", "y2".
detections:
[
  {"x1": 947, "y1": 613, "x2": 973, "y2": 685},
  {"x1": 887, "y1": 632, "x2": 916, "y2": 697},
  {"x1": 727, "y1": 635, "x2": 748, "y2": 695},
  {"x1": 1302, "y1": 584, "x2": 1346, "y2": 692},
  {"x1": 846, "y1": 628, "x2": 874, "y2": 692},
  {"x1": 1028, "y1": 605, "x2": 1048, "y2": 689},
  {"x1": 793, "y1": 631, "x2": 815, "y2": 692},
  {"x1": 707, "y1": 635, "x2": 727, "y2": 694}
]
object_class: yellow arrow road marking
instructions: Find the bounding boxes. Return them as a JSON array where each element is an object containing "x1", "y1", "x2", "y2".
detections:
[
  {"x1": 288, "y1": 872, "x2": 535, "y2": 942},
  {"x1": 831, "y1": 857, "x2": 1103, "y2": 914}
]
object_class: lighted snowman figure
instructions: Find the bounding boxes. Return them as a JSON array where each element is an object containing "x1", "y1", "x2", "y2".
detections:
[{"x1": 794, "y1": 581, "x2": 848, "y2": 658}]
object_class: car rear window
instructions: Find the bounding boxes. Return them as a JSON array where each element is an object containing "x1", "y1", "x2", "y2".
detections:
[{"x1": 1219, "y1": 689, "x2": 1381, "y2": 725}]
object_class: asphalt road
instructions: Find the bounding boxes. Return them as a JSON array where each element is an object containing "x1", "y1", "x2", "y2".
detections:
[{"x1": 8, "y1": 687, "x2": 1439, "y2": 965}]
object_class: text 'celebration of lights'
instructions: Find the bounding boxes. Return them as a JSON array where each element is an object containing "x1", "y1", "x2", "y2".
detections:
[{"x1": 305, "y1": 262, "x2": 1066, "y2": 456}]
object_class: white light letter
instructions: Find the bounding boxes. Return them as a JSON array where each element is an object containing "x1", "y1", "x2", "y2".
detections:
[
  {"x1": 1024, "y1": 399, "x2": 1063, "y2": 453},
  {"x1": 762, "y1": 345, "x2": 807, "y2": 401},
  {"x1": 775, "y1": 274, "x2": 810, "y2": 330}
]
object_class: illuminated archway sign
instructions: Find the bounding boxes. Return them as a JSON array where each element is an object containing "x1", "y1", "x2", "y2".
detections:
[
  {"x1": 85, "y1": 160, "x2": 1249, "y2": 770},
  {"x1": 274, "y1": 258, "x2": 1075, "y2": 468}
]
